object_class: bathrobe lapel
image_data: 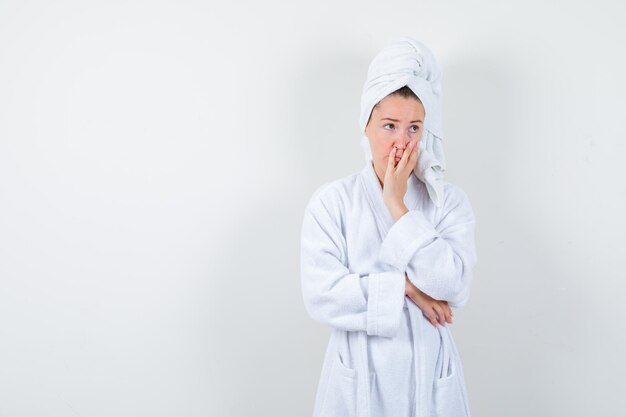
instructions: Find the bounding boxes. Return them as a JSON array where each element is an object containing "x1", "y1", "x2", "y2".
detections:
[{"x1": 358, "y1": 161, "x2": 431, "y2": 417}]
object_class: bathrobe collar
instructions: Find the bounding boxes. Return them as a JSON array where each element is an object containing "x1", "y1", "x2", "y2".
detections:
[{"x1": 359, "y1": 160, "x2": 421, "y2": 237}]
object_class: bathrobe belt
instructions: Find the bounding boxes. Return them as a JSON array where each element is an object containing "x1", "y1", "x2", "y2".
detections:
[{"x1": 351, "y1": 291, "x2": 426, "y2": 417}]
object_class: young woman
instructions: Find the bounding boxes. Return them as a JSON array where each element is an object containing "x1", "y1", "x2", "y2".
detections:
[{"x1": 300, "y1": 37, "x2": 478, "y2": 417}]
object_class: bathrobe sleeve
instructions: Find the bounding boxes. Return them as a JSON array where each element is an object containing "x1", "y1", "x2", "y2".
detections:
[
  {"x1": 377, "y1": 184, "x2": 477, "y2": 308},
  {"x1": 300, "y1": 187, "x2": 407, "y2": 338}
]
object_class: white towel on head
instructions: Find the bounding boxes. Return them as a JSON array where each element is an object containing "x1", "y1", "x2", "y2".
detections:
[{"x1": 359, "y1": 36, "x2": 448, "y2": 208}]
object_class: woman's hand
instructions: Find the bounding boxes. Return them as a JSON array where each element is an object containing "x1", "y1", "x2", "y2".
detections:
[
  {"x1": 382, "y1": 137, "x2": 420, "y2": 218},
  {"x1": 405, "y1": 274, "x2": 453, "y2": 327}
]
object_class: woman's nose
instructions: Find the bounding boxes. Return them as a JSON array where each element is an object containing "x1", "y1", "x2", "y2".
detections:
[
  {"x1": 396, "y1": 131, "x2": 411, "y2": 145},
  {"x1": 393, "y1": 138, "x2": 410, "y2": 151}
]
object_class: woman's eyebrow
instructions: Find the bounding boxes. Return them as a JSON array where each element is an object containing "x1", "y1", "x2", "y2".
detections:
[{"x1": 381, "y1": 117, "x2": 423, "y2": 123}]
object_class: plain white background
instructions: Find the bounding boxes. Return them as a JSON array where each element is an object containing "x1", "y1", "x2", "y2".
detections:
[{"x1": 1, "y1": 1, "x2": 624, "y2": 416}]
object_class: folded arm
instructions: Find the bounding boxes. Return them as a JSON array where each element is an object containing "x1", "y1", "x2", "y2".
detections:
[
  {"x1": 300, "y1": 189, "x2": 407, "y2": 337},
  {"x1": 377, "y1": 186, "x2": 478, "y2": 308}
]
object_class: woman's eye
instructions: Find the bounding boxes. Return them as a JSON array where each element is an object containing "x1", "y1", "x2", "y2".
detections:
[
  {"x1": 409, "y1": 125, "x2": 420, "y2": 133},
  {"x1": 383, "y1": 123, "x2": 394, "y2": 130}
]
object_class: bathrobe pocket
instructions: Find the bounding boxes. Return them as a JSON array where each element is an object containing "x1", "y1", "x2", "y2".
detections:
[
  {"x1": 431, "y1": 326, "x2": 466, "y2": 417},
  {"x1": 319, "y1": 350, "x2": 358, "y2": 417},
  {"x1": 431, "y1": 356, "x2": 465, "y2": 417}
]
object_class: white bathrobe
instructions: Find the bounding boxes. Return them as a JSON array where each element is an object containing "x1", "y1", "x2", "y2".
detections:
[{"x1": 300, "y1": 161, "x2": 478, "y2": 417}]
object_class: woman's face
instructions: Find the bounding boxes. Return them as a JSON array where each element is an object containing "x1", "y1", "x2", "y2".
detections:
[{"x1": 365, "y1": 94, "x2": 425, "y2": 184}]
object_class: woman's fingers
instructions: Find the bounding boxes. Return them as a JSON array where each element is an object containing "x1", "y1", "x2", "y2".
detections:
[
  {"x1": 407, "y1": 138, "x2": 420, "y2": 170},
  {"x1": 387, "y1": 146, "x2": 397, "y2": 173},
  {"x1": 432, "y1": 304, "x2": 445, "y2": 325},
  {"x1": 406, "y1": 285, "x2": 454, "y2": 327},
  {"x1": 397, "y1": 138, "x2": 420, "y2": 177},
  {"x1": 409, "y1": 137, "x2": 420, "y2": 166},
  {"x1": 426, "y1": 309, "x2": 437, "y2": 327},
  {"x1": 430, "y1": 302, "x2": 453, "y2": 326},
  {"x1": 395, "y1": 139, "x2": 414, "y2": 172}
]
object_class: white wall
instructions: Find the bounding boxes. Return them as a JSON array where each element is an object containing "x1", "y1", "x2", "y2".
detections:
[{"x1": 1, "y1": 1, "x2": 624, "y2": 416}]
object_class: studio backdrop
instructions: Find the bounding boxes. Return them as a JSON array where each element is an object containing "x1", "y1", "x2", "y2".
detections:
[{"x1": 0, "y1": 1, "x2": 624, "y2": 416}]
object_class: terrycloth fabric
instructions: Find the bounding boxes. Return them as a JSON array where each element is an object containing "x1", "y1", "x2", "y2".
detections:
[
  {"x1": 300, "y1": 160, "x2": 478, "y2": 417},
  {"x1": 359, "y1": 36, "x2": 447, "y2": 208}
]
